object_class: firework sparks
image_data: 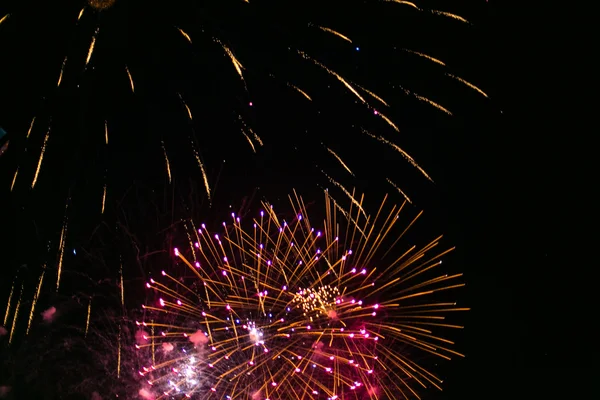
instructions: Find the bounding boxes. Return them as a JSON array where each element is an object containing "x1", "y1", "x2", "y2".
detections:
[
  {"x1": 31, "y1": 127, "x2": 50, "y2": 189},
  {"x1": 138, "y1": 191, "x2": 466, "y2": 399}
]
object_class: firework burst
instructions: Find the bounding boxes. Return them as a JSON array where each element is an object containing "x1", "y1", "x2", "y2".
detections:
[{"x1": 138, "y1": 191, "x2": 467, "y2": 399}]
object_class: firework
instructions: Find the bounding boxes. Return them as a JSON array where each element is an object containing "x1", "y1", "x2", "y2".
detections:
[
  {"x1": 2, "y1": 1, "x2": 491, "y2": 219},
  {"x1": 138, "y1": 190, "x2": 467, "y2": 399}
]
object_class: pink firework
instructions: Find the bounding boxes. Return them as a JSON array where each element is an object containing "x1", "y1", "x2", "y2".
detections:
[{"x1": 137, "y1": 191, "x2": 467, "y2": 399}]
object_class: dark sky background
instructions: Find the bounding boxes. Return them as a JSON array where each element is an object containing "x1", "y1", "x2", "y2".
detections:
[{"x1": 0, "y1": 0, "x2": 593, "y2": 399}]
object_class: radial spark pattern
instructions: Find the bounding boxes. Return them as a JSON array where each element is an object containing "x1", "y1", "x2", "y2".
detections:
[{"x1": 137, "y1": 191, "x2": 467, "y2": 399}]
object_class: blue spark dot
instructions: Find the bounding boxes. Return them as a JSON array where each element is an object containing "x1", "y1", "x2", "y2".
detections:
[{"x1": 355, "y1": 47, "x2": 360, "y2": 51}]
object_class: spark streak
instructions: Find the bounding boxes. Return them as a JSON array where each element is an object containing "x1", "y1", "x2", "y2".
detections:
[
  {"x1": 57, "y1": 57, "x2": 67, "y2": 87},
  {"x1": 125, "y1": 65, "x2": 135, "y2": 93},
  {"x1": 26, "y1": 269, "x2": 45, "y2": 335},
  {"x1": 361, "y1": 128, "x2": 433, "y2": 182},
  {"x1": 325, "y1": 146, "x2": 354, "y2": 176},
  {"x1": 446, "y1": 73, "x2": 489, "y2": 98},
  {"x1": 9, "y1": 285, "x2": 23, "y2": 344},
  {"x1": 31, "y1": 128, "x2": 50, "y2": 189},
  {"x1": 86, "y1": 27, "x2": 99, "y2": 66}
]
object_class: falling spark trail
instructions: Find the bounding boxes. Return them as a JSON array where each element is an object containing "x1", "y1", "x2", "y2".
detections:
[
  {"x1": 101, "y1": 184, "x2": 107, "y2": 214},
  {"x1": 387, "y1": 178, "x2": 412, "y2": 204},
  {"x1": 191, "y1": 143, "x2": 211, "y2": 203},
  {"x1": 287, "y1": 82, "x2": 312, "y2": 101},
  {"x1": 56, "y1": 204, "x2": 69, "y2": 292},
  {"x1": 161, "y1": 141, "x2": 172, "y2": 183},
  {"x1": 177, "y1": 27, "x2": 192, "y2": 43},
  {"x1": 403, "y1": 49, "x2": 446, "y2": 66},
  {"x1": 321, "y1": 170, "x2": 366, "y2": 217},
  {"x1": 325, "y1": 146, "x2": 354, "y2": 176},
  {"x1": 446, "y1": 73, "x2": 489, "y2": 98},
  {"x1": 399, "y1": 86, "x2": 452, "y2": 116},
  {"x1": 26, "y1": 269, "x2": 45, "y2": 335},
  {"x1": 242, "y1": 131, "x2": 256, "y2": 153},
  {"x1": 120, "y1": 261, "x2": 125, "y2": 308},
  {"x1": 298, "y1": 50, "x2": 365, "y2": 104},
  {"x1": 26, "y1": 117, "x2": 36, "y2": 138},
  {"x1": 216, "y1": 39, "x2": 245, "y2": 81},
  {"x1": 313, "y1": 25, "x2": 352, "y2": 43},
  {"x1": 85, "y1": 299, "x2": 91, "y2": 337},
  {"x1": 178, "y1": 94, "x2": 193, "y2": 121},
  {"x1": 3, "y1": 283, "x2": 15, "y2": 326},
  {"x1": 57, "y1": 57, "x2": 67, "y2": 87},
  {"x1": 430, "y1": 10, "x2": 470, "y2": 24},
  {"x1": 355, "y1": 83, "x2": 390, "y2": 107},
  {"x1": 10, "y1": 168, "x2": 18, "y2": 191},
  {"x1": 362, "y1": 128, "x2": 433, "y2": 182},
  {"x1": 104, "y1": 120, "x2": 108, "y2": 144},
  {"x1": 77, "y1": 8, "x2": 85, "y2": 21},
  {"x1": 31, "y1": 129, "x2": 50, "y2": 189},
  {"x1": 238, "y1": 115, "x2": 263, "y2": 146},
  {"x1": 384, "y1": 1, "x2": 469, "y2": 24},
  {"x1": 412, "y1": 93, "x2": 452, "y2": 115},
  {"x1": 0, "y1": 14, "x2": 9, "y2": 26},
  {"x1": 125, "y1": 65, "x2": 135, "y2": 92},
  {"x1": 117, "y1": 326, "x2": 122, "y2": 378},
  {"x1": 86, "y1": 28, "x2": 99, "y2": 66},
  {"x1": 8, "y1": 285, "x2": 23, "y2": 345}
]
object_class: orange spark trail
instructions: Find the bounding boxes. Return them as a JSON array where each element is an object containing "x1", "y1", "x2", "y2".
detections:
[
  {"x1": 26, "y1": 269, "x2": 45, "y2": 335},
  {"x1": 26, "y1": 117, "x2": 36, "y2": 138},
  {"x1": 31, "y1": 128, "x2": 50, "y2": 189},
  {"x1": 362, "y1": 128, "x2": 433, "y2": 182},
  {"x1": 161, "y1": 141, "x2": 172, "y2": 183},
  {"x1": 125, "y1": 65, "x2": 135, "y2": 93},
  {"x1": 446, "y1": 73, "x2": 489, "y2": 98},
  {"x1": 387, "y1": 178, "x2": 412, "y2": 204},
  {"x1": 57, "y1": 57, "x2": 67, "y2": 87},
  {"x1": 86, "y1": 28, "x2": 99, "y2": 66}
]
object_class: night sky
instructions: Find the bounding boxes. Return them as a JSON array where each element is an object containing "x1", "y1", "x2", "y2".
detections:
[{"x1": 0, "y1": 1, "x2": 592, "y2": 399}]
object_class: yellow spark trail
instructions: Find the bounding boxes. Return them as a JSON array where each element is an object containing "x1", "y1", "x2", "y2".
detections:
[
  {"x1": 298, "y1": 50, "x2": 365, "y2": 104},
  {"x1": 387, "y1": 178, "x2": 412, "y2": 204},
  {"x1": 104, "y1": 120, "x2": 108, "y2": 144},
  {"x1": 125, "y1": 65, "x2": 135, "y2": 93},
  {"x1": 384, "y1": 1, "x2": 469, "y2": 24},
  {"x1": 400, "y1": 86, "x2": 452, "y2": 116},
  {"x1": 192, "y1": 145, "x2": 211, "y2": 203},
  {"x1": 57, "y1": 57, "x2": 67, "y2": 87},
  {"x1": 8, "y1": 285, "x2": 23, "y2": 345},
  {"x1": 86, "y1": 28, "x2": 99, "y2": 66},
  {"x1": 31, "y1": 128, "x2": 50, "y2": 189},
  {"x1": 10, "y1": 168, "x2": 18, "y2": 191},
  {"x1": 177, "y1": 27, "x2": 192, "y2": 44},
  {"x1": 446, "y1": 73, "x2": 489, "y2": 98},
  {"x1": 77, "y1": 8, "x2": 85, "y2": 21},
  {"x1": 402, "y1": 49, "x2": 446, "y2": 66},
  {"x1": 313, "y1": 25, "x2": 352, "y2": 43},
  {"x1": 85, "y1": 299, "x2": 91, "y2": 337},
  {"x1": 287, "y1": 82, "x2": 312, "y2": 101},
  {"x1": 101, "y1": 184, "x2": 107, "y2": 214},
  {"x1": 27, "y1": 117, "x2": 36, "y2": 138},
  {"x1": 216, "y1": 39, "x2": 245, "y2": 81},
  {"x1": 161, "y1": 141, "x2": 172, "y2": 183},
  {"x1": 178, "y1": 94, "x2": 193, "y2": 121},
  {"x1": 26, "y1": 269, "x2": 45, "y2": 335},
  {"x1": 56, "y1": 204, "x2": 69, "y2": 292},
  {"x1": 325, "y1": 146, "x2": 354, "y2": 176},
  {"x1": 0, "y1": 14, "x2": 9, "y2": 26},
  {"x1": 3, "y1": 283, "x2": 15, "y2": 326},
  {"x1": 362, "y1": 128, "x2": 433, "y2": 182}
]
